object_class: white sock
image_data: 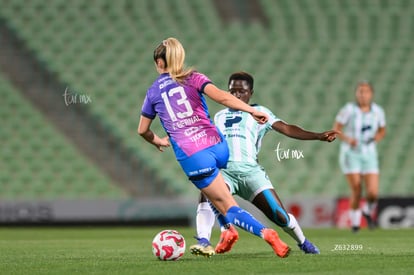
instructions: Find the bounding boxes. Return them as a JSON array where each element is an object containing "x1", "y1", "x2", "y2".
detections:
[
  {"x1": 196, "y1": 202, "x2": 215, "y2": 241},
  {"x1": 349, "y1": 209, "x2": 362, "y2": 227},
  {"x1": 362, "y1": 201, "x2": 377, "y2": 216},
  {"x1": 282, "y1": 213, "x2": 306, "y2": 245}
]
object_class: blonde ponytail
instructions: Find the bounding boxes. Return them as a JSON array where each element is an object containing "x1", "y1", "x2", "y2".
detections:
[{"x1": 156, "y1": 38, "x2": 194, "y2": 83}]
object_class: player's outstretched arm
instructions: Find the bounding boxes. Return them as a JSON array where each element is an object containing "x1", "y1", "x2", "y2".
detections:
[
  {"x1": 204, "y1": 83, "x2": 268, "y2": 124},
  {"x1": 273, "y1": 121, "x2": 339, "y2": 142}
]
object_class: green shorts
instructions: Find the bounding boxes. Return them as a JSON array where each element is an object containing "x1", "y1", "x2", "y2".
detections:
[
  {"x1": 339, "y1": 147, "x2": 379, "y2": 175},
  {"x1": 221, "y1": 162, "x2": 274, "y2": 201}
]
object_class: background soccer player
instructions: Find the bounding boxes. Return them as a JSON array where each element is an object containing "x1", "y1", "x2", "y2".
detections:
[
  {"x1": 333, "y1": 81, "x2": 386, "y2": 232},
  {"x1": 190, "y1": 71, "x2": 338, "y2": 256}
]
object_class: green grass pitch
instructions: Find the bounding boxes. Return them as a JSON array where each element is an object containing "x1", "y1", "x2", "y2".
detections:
[{"x1": 0, "y1": 227, "x2": 413, "y2": 275}]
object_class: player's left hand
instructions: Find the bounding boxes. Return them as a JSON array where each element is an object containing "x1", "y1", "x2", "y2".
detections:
[{"x1": 320, "y1": 130, "x2": 340, "y2": 142}]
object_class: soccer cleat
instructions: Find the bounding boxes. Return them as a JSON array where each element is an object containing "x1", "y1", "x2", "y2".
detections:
[
  {"x1": 261, "y1": 228, "x2": 290, "y2": 258},
  {"x1": 362, "y1": 213, "x2": 377, "y2": 230},
  {"x1": 215, "y1": 225, "x2": 239, "y2": 254},
  {"x1": 189, "y1": 237, "x2": 215, "y2": 257},
  {"x1": 298, "y1": 239, "x2": 320, "y2": 254},
  {"x1": 351, "y1": 226, "x2": 360, "y2": 233}
]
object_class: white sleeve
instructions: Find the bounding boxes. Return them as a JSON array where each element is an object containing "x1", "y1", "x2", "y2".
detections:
[
  {"x1": 335, "y1": 103, "x2": 352, "y2": 125},
  {"x1": 378, "y1": 106, "x2": 386, "y2": 127},
  {"x1": 256, "y1": 105, "x2": 281, "y2": 128}
]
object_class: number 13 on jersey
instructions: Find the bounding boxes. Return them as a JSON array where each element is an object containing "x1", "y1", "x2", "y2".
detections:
[{"x1": 161, "y1": 86, "x2": 193, "y2": 121}]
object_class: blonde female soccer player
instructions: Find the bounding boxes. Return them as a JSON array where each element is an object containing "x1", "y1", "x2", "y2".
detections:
[{"x1": 137, "y1": 37, "x2": 290, "y2": 257}]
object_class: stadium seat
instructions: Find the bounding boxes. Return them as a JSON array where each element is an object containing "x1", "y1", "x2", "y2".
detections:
[{"x1": 0, "y1": 74, "x2": 127, "y2": 200}]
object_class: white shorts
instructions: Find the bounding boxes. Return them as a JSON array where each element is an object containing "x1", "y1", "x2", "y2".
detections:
[
  {"x1": 339, "y1": 147, "x2": 379, "y2": 174},
  {"x1": 221, "y1": 161, "x2": 274, "y2": 202}
]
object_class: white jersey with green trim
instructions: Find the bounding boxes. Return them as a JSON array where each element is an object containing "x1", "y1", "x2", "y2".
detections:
[
  {"x1": 335, "y1": 102, "x2": 386, "y2": 153},
  {"x1": 214, "y1": 104, "x2": 281, "y2": 164}
]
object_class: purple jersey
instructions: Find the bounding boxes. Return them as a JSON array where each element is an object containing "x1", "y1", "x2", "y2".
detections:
[{"x1": 141, "y1": 72, "x2": 223, "y2": 159}]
